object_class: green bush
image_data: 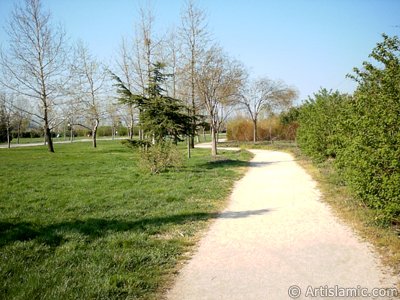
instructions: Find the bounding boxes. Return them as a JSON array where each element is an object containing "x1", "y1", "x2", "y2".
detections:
[
  {"x1": 335, "y1": 34, "x2": 400, "y2": 225},
  {"x1": 297, "y1": 34, "x2": 400, "y2": 226},
  {"x1": 138, "y1": 141, "x2": 183, "y2": 174},
  {"x1": 297, "y1": 89, "x2": 351, "y2": 161}
]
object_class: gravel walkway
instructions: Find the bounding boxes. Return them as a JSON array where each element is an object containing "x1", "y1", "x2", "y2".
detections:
[{"x1": 166, "y1": 149, "x2": 398, "y2": 300}]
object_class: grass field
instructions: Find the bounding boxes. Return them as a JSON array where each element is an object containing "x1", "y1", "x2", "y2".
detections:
[{"x1": 0, "y1": 141, "x2": 252, "y2": 299}]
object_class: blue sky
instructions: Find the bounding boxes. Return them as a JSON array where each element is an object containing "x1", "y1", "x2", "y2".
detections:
[{"x1": 0, "y1": 0, "x2": 399, "y2": 102}]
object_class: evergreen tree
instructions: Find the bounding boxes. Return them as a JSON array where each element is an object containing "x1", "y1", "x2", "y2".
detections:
[{"x1": 113, "y1": 62, "x2": 191, "y2": 143}]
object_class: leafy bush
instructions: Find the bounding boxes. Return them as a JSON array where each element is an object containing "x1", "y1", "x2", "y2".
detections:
[
  {"x1": 297, "y1": 34, "x2": 400, "y2": 226},
  {"x1": 138, "y1": 141, "x2": 183, "y2": 174},
  {"x1": 335, "y1": 34, "x2": 400, "y2": 225},
  {"x1": 296, "y1": 89, "x2": 352, "y2": 161}
]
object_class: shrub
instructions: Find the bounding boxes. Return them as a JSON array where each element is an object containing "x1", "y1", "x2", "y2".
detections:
[
  {"x1": 226, "y1": 118, "x2": 253, "y2": 141},
  {"x1": 296, "y1": 35, "x2": 400, "y2": 226},
  {"x1": 138, "y1": 141, "x2": 183, "y2": 174},
  {"x1": 335, "y1": 34, "x2": 400, "y2": 225},
  {"x1": 227, "y1": 116, "x2": 296, "y2": 142},
  {"x1": 296, "y1": 89, "x2": 351, "y2": 162}
]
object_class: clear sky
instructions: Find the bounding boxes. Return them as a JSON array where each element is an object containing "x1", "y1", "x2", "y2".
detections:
[{"x1": 0, "y1": 0, "x2": 399, "y2": 102}]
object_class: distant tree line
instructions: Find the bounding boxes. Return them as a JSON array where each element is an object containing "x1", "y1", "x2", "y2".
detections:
[{"x1": 0, "y1": 0, "x2": 299, "y2": 157}]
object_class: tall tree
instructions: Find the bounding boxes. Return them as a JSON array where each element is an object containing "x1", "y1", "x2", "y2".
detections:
[
  {"x1": 0, "y1": 93, "x2": 13, "y2": 147},
  {"x1": 239, "y1": 78, "x2": 297, "y2": 142},
  {"x1": 106, "y1": 103, "x2": 121, "y2": 140},
  {"x1": 129, "y1": 4, "x2": 161, "y2": 140},
  {"x1": 0, "y1": 0, "x2": 68, "y2": 152},
  {"x1": 71, "y1": 42, "x2": 107, "y2": 148},
  {"x1": 180, "y1": 0, "x2": 209, "y2": 148},
  {"x1": 113, "y1": 62, "x2": 191, "y2": 143},
  {"x1": 115, "y1": 38, "x2": 136, "y2": 139},
  {"x1": 196, "y1": 47, "x2": 244, "y2": 156}
]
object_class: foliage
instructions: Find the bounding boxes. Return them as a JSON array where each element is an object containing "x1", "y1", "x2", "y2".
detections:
[
  {"x1": 0, "y1": 141, "x2": 252, "y2": 299},
  {"x1": 280, "y1": 106, "x2": 300, "y2": 125},
  {"x1": 227, "y1": 116, "x2": 297, "y2": 141},
  {"x1": 138, "y1": 141, "x2": 183, "y2": 174},
  {"x1": 121, "y1": 139, "x2": 152, "y2": 150},
  {"x1": 112, "y1": 62, "x2": 192, "y2": 144},
  {"x1": 296, "y1": 34, "x2": 400, "y2": 225},
  {"x1": 296, "y1": 89, "x2": 351, "y2": 161},
  {"x1": 337, "y1": 34, "x2": 400, "y2": 224}
]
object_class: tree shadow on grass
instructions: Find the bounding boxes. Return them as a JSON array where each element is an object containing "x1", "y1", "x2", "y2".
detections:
[{"x1": 0, "y1": 208, "x2": 271, "y2": 248}]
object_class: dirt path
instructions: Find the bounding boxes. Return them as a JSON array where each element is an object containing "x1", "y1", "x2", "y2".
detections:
[{"x1": 166, "y1": 149, "x2": 398, "y2": 299}]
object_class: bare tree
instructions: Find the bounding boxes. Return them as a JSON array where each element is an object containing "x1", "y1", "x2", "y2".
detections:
[
  {"x1": 162, "y1": 28, "x2": 181, "y2": 99},
  {"x1": 12, "y1": 97, "x2": 31, "y2": 144},
  {"x1": 115, "y1": 38, "x2": 135, "y2": 139},
  {"x1": 239, "y1": 78, "x2": 298, "y2": 142},
  {"x1": 71, "y1": 42, "x2": 107, "y2": 148},
  {"x1": 106, "y1": 103, "x2": 121, "y2": 140},
  {"x1": 180, "y1": 0, "x2": 210, "y2": 148},
  {"x1": 0, "y1": 0, "x2": 68, "y2": 152},
  {"x1": 128, "y1": 4, "x2": 161, "y2": 140},
  {"x1": 196, "y1": 46, "x2": 244, "y2": 156},
  {"x1": 0, "y1": 93, "x2": 13, "y2": 148}
]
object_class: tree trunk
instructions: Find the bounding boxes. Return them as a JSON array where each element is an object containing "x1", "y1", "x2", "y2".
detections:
[
  {"x1": 187, "y1": 135, "x2": 191, "y2": 158},
  {"x1": 211, "y1": 125, "x2": 217, "y2": 157},
  {"x1": 190, "y1": 50, "x2": 196, "y2": 149},
  {"x1": 253, "y1": 119, "x2": 258, "y2": 143},
  {"x1": 129, "y1": 104, "x2": 134, "y2": 139},
  {"x1": 190, "y1": 130, "x2": 195, "y2": 148},
  {"x1": 92, "y1": 119, "x2": 99, "y2": 148},
  {"x1": 17, "y1": 120, "x2": 22, "y2": 144},
  {"x1": 6, "y1": 124, "x2": 11, "y2": 149},
  {"x1": 43, "y1": 103, "x2": 54, "y2": 152},
  {"x1": 45, "y1": 125, "x2": 54, "y2": 152},
  {"x1": 129, "y1": 122, "x2": 134, "y2": 139}
]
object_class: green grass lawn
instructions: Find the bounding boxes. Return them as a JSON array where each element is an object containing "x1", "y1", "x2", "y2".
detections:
[{"x1": 0, "y1": 141, "x2": 252, "y2": 299}]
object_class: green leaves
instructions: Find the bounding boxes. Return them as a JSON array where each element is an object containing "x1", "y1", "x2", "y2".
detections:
[
  {"x1": 297, "y1": 34, "x2": 400, "y2": 226},
  {"x1": 297, "y1": 89, "x2": 351, "y2": 162},
  {"x1": 112, "y1": 63, "x2": 191, "y2": 143}
]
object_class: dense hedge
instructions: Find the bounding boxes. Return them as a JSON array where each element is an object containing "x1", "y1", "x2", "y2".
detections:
[
  {"x1": 297, "y1": 34, "x2": 400, "y2": 225},
  {"x1": 297, "y1": 89, "x2": 352, "y2": 161}
]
